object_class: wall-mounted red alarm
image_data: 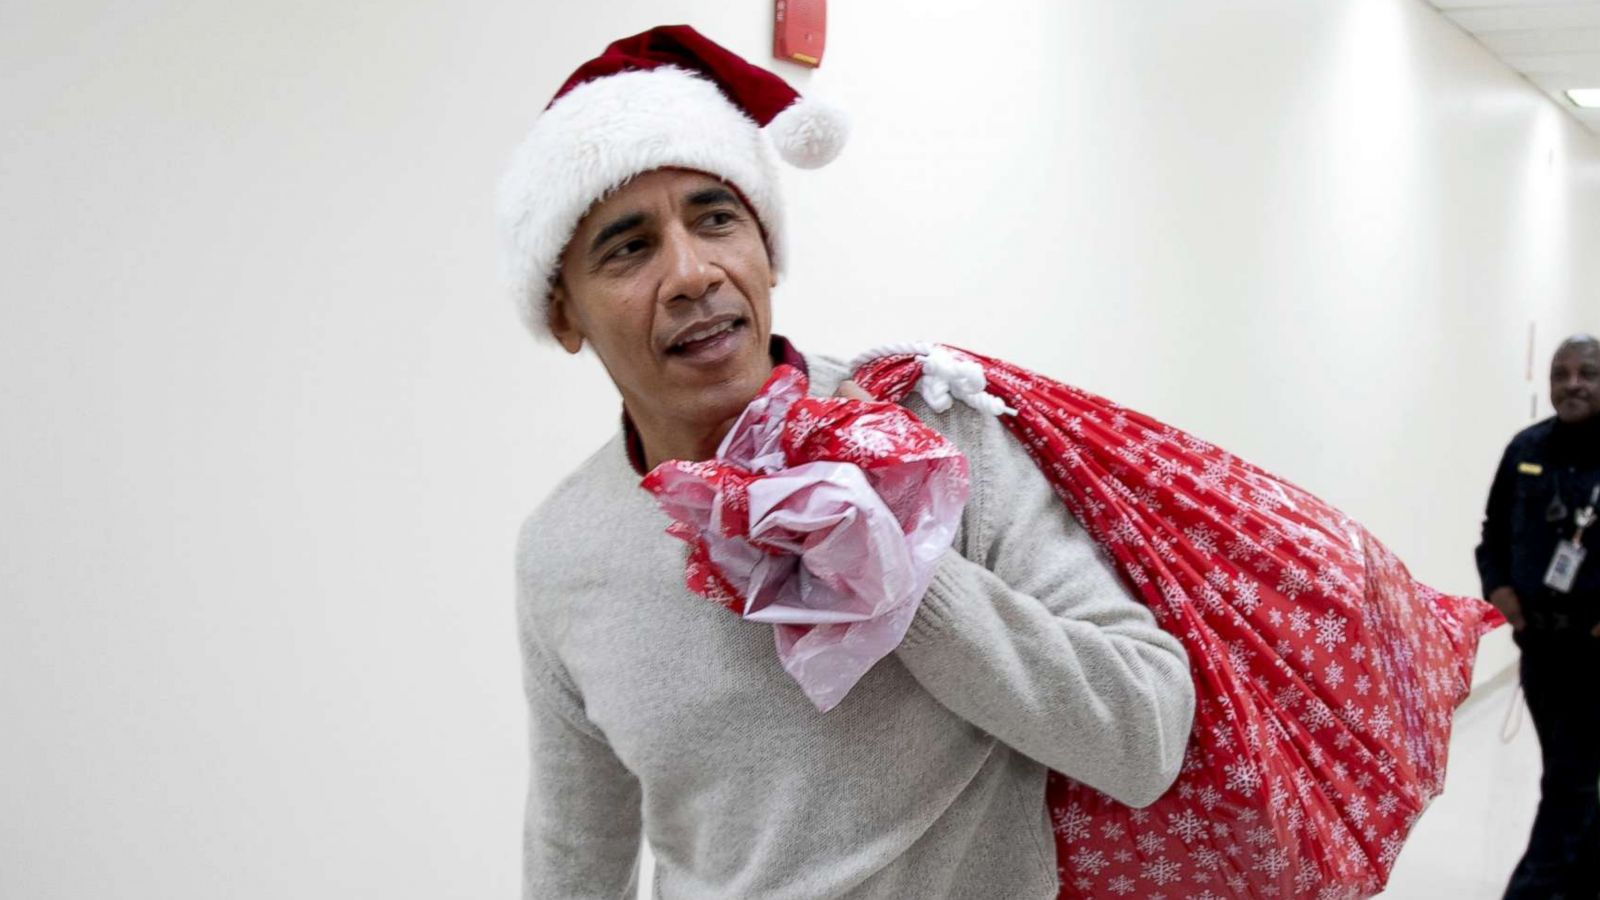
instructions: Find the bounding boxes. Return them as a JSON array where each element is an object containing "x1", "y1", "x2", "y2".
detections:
[{"x1": 775, "y1": 0, "x2": 826, "y2": 68}]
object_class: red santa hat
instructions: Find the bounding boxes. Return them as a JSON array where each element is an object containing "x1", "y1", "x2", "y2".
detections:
[{"x1": 496, "y1": 25, "x2": 849, "y2": 336}]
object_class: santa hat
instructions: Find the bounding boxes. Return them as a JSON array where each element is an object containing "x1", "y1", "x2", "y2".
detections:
[{"x1": 496, "y1": 24, "x2": 849, "y2": 336}]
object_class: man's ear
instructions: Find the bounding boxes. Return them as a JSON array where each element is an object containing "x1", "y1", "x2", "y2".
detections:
[{"x1": 546, "y1": 283, "x2": 585, "y2": 355}]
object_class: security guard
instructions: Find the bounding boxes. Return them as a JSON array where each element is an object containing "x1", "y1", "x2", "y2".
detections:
[{"x1": 1477, "y1": 333, "x2": 1600, "y2": 899}]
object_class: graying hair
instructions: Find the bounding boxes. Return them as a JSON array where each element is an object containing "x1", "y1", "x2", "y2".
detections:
[{"x1": 1556, "y1": 333, "x2": 1600, "y2": 356}]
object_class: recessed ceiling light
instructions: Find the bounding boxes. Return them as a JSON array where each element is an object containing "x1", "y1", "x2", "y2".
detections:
[{"x1": 1567, "y1": 88, "x2": 1600, "y2": 109}]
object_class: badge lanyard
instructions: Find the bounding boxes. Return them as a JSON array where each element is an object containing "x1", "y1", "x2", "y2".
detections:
[{"x1": 1544, "y1": 483, "x2": 1598, "y2": 594}]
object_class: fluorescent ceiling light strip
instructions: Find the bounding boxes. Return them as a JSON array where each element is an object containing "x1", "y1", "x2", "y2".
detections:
[{"x1": 1566, "y1": 88, "x2": 1600, "y2": 109}]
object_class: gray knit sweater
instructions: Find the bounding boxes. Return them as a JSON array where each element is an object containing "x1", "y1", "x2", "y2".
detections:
[{"x1": 515, "y1": 352, "x2": 1195, "y2": 899}]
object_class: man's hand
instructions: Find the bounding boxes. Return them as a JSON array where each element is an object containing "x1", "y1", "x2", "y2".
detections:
[
  {"x1": 833, "y1": 380, "x2": 875, "y2": 402},
  {"x1": 1489, "y1": 586, "x2": 1525, "y2": 632}
]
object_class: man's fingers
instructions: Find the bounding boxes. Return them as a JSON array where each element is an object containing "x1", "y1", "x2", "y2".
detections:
[{"x1": 834, "y1": 380, "x2": 875, "y2": 402}]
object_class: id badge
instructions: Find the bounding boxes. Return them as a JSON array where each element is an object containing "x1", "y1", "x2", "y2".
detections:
[{"x1": 1543, "y1": 540, "x2": 1587, "y2": 593}]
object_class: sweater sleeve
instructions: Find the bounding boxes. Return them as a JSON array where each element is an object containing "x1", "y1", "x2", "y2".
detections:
[
  {"x1": 518, "y1": 537, "x2": 643, "y2": 899},
  {"x1": 893, "y1": 407, "x2": 1196, "y2": 808},
  {"x1": 1474, "y1": 443, "x2": 1516, "y2": 600}
]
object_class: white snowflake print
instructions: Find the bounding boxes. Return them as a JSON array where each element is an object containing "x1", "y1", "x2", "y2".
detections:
[
  {"x1": 1184, "y1": 524, "x2": 1220, "y2": 556},
  {"x1": 1053, "y1": 803, "x2": 1091, "y2": 841},
  {"x1": 1315, "y1": 610, "x2": 1348, "y2": 651},
  {"x1": 1324, "y1": 660, "x2": 1345, "y2": 689},
  {"x1": 1106, "y1": 874, "x2": 1137, "y2": 895},
  {"x1": 1193, "y1": 846, "x2": 1225, "y2": 870},
  {"x1": 1154, "y1": 457, "x2": 1185, "y2": 485},
  {"x1": 1249, "y1": 485, "x2": 1286, "y2": 513},
  {"x1": 1107, "y1": 518, "x2": 1141, "y2": 544},
  {"x1": 1376, "y1": 792, "x2": 1400, "y2": 817},
  {"x1": 1289, "y1": 608, "x2": 1313, "y2": 637},
  {"x1": 1353, "y1": 673, "x2": 1372, "y2": 696},
  {"x1": 1253, "y1": 847, "x2": 1291, "y2": 877},
  {"x1": 1370, "y1": 705, "x2": 1395, "y2": 741},
  {"x1": 1142, "y1": 858, "x2": 1183, "y2": 886},
  {"x1": 1224, "y1": 760, "x2": 1262, "y2": 795},
  {"x1": 1345, "y1": 793, "x2": 1369, "y2": 825},
  {"x1": 1277, "y1": 563, "x2": 1312, "y2": 599},
  {"x1": 1304, "y1": 701, "x2": 1336, "y2": 732},
  {"x1": 1136, "y1": 831, "x2": 1167, "y2": 856},
  {"x1": 1379, "y1": 833, "x2": 1405, "y2": 866},
  {"x1": 1100, "y1": 818, "x2": 1128, "y2": 840},
  {"x1": 839, "y1": 421, "x2": 896, "y2": 461},
  {"x1": 1113, "y1": 848, "x2": 1135, "y2": 864},
  {"x1": 1232, "y1": 577, "x2": 1262, "y2": 615},
  {"x1": 1272, "y1": 684, "x2": 1302, "y2": 711},
  {"x1": 1227, "y1": 640, "x2": 1252, "y2": 674},
  {"x1": 1284, "y1": 803, "x2": 1306, "y2": 834},
  {"x1": 1168, "y1": 809, "x2": 1208, "y2": 843},
  {"x1": 1198, "y1": 785, "x2": 1223, "y2": 810},
  {"x1": 1158, "y1": 579, "x2": 1188, "y2": 611},
  {"x1": 1152, "y1": 536, "x2": 1180, "y2": 563},
  {"x1": 1225, "y1": 533, "x2": 1261, "y2": 559},
  {"x1": 1067, "y1": 846, "x2": 1109, "y2": 875},
  {"x1": 1244, "y1": 825, "x2": 1275, "y2": 847},
  {"x1": 1315, "y1": 563, "x2": 1350, "y2": 597}
]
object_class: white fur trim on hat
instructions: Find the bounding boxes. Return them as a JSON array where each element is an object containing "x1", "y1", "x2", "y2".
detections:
[{"x1": 495, "y1": 67, "x2": 786, "y2": 338}]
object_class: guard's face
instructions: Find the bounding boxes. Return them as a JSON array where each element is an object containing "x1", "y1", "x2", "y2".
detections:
[
  {"x1": 1550, "y1": 344, "x2": 1600, "y2": 424},
  {"x1": 549, "y1": 168, "x2": 776, "y2": 440}
]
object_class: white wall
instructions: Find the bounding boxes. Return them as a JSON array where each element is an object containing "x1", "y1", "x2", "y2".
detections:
[{"x1": 3, "y1": 1, "x2": 1596, "y2": 897}]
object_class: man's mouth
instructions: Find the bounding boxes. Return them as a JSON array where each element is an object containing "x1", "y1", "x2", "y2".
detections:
[{"x1": 666, "y1": 316, "x2": 747, "y2": 358}]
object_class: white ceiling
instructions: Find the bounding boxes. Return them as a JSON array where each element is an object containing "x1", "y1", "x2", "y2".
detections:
[{"x1": 1427, "y1": 0, "x2": 1600, "y2": 134}]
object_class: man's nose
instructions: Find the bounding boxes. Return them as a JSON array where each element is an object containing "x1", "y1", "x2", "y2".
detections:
[{"x1": 658, "y1": 224, "x2": 718, "y2": 303}]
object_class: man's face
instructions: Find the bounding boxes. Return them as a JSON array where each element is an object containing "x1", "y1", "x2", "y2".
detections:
[
  {"x1": 549, "y1": 168, "x2": 775, "y2": 440},
  {"x1": 1550, "y1": 343, "x2": 1600, "y2": 424}
]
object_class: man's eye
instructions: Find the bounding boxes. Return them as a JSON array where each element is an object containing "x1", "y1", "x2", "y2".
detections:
[
  {"x1": 703, "y1": 211, "x2": 737, "y2": 228},
  {"x1": 607, "y1": 239, "x2": 648, "y2": 261}
]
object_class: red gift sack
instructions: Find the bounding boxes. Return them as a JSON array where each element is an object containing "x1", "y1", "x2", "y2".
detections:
[{"x1": 846, "y1": 344, "x2": 1502, "y2": 900}]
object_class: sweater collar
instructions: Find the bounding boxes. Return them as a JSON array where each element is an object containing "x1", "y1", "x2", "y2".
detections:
[{"x1": 622, "y1": 334, "x2": 808, "y2": 474}]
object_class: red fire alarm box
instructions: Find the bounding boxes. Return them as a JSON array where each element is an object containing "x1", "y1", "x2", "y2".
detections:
[{"x1": 775, "y1": 0, "x2": 826, "y2": 68}]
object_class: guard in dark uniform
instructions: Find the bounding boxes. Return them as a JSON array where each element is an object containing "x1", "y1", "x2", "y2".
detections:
[{"x1": 1477, "y1": 334, "x2": 1600, "y2": 900}]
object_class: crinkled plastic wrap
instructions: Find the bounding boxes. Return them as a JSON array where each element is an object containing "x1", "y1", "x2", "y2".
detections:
[{"x1": 642, "y1": 365, "x2": 970, "y2": 712}]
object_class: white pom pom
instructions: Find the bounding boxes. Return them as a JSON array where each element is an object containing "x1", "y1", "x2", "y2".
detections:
[{"x1": 766, "y1": 98, "x2": 850, "y2": 169}]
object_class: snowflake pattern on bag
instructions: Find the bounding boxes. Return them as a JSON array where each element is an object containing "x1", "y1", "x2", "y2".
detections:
[{"x1": 848, "y1": 346, "x2": 1502, "y2": 900}]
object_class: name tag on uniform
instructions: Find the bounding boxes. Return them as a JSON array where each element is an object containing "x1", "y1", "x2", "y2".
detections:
[
  {"x1": 1518, "y1": 462, "x2": 1543, "y2": 475},
  {"x1": 1544, "y1": 541, "x2": 1587, "y2": 593}
]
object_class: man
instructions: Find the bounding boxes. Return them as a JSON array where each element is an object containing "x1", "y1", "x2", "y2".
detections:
[
  {"x1": 500, "y1": 26, "x2": 1195, "y2": 898},
  {"x1": 1477, "y1": 333, "x2": 1600, "y2": 899}
]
